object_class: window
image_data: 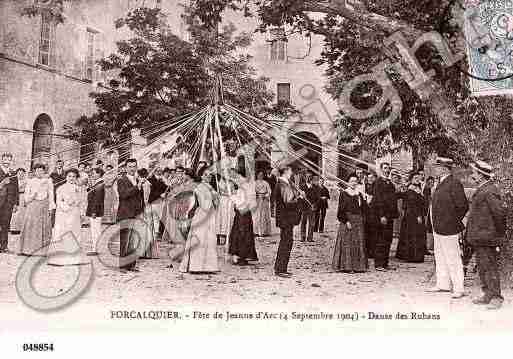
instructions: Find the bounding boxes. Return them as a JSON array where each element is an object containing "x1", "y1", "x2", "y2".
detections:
[
  {"x1": 85, "y1": 29, "x2": 97, "y2": 81},
  {"x1": 277, "y1": 83, "x2": 291, "y2": 105},
  {"x1": 38, "y1": 13, "x2": 54, "y2": 66},
  {"x1": 270, "y1": 40, "x2": 287, "y2": 61},
  {"x1": 269, "y1": 28, "x2": 287, "y2": 61}
]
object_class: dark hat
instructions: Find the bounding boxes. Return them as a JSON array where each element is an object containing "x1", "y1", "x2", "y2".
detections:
[
  {"x1": 356, "y1": 163, "x2": 368, "y2": 171},
  {"x1": 435, "y1": 156, "x2": 454, "y2": 168},
  {"x1": 471, "y1": 160, "x2": 493, "y2": 176}
]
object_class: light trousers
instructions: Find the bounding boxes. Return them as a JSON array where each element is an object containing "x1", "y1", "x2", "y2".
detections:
[
  {"x1": 433, "y1": 232, "x2": 464, "y2": 293},
  {"x1": 89, "y1": 216, "x2": 103, "y2": 253}
]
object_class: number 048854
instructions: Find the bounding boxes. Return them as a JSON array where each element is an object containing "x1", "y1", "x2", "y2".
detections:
[{"x1": 23, "y1": 343, "x2": 54, "y2": 351}]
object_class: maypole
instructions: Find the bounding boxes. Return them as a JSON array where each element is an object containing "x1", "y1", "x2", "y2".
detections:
[{"x1": 213, "y1": 75, "x2": 232, "y2": 197}]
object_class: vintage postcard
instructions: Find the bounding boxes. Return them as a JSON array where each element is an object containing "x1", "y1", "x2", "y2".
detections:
[{"x1": 1, "y1": 0, "x2": 512, "y2": 356}]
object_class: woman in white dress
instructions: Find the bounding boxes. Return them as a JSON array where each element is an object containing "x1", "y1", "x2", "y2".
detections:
[
  {"x1": 18, "y1": 164, "x2": 54, "y2": 256},
  {"x1": 179, "y1": 166, "x2": 219, "y2": 273},
  {"x1": 47, "y1": 168, "x2": 89, "y2": 266},
  {"x1": 254, "y1": 171, "x2": 272, "y2": 237},
  {"x1": 138, "y1": 168, "x2": 159, "y2": 259}
]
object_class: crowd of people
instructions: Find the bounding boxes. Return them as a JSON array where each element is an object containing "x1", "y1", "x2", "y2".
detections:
[{"x1": 0, "y1": 152, "x2": 507, "y2": 309}]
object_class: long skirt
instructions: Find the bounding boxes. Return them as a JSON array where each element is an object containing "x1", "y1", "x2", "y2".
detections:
[
  {"x1": 179, "y1": 209, "x2": 219, "y2": 273},
  {"x1": 396, "y1": 214, "x2": 426, "y2": 263},
  {"x1": 332, "y1": 214, "x2": 367, "y2": 272},
  {"x1": 103, "y1": 186, "x2": 117, "y2": 224},
  {"x1": 18, "y1": 199, "x2": 52, "y2": 256},
  {"x1": 140, "y1": 206, "x2": 159, "y2": 259},
  {"x1": 162, "y1": 197, "x2": 177, "y2": 242},
  {"x1": 10, "y1": 200, "x2": 26, "y2": 232},
  {"x1": 47, "y1": 206, "x2": 89, "y2": 266},
  {"x1": 216, "y1": 195, "x2": 234, "y2": 236},
  {"x1": 228, "y1": 209, "x2": 258, "y2": 261},
  {"x1": 253, "y1": 196, "x2": 272, "y2": 236}
]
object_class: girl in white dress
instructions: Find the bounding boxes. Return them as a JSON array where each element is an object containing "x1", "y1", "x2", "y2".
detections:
[{"x1": 48, "y1": 168, "x2": 89, "y2": 266}]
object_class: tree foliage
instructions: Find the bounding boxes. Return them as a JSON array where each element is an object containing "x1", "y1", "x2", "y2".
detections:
[{"x1": 76, "y1": 6, "x2": 285, "y2": 148}]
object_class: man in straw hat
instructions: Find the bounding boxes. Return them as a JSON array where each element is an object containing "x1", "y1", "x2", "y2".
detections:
[
  {"x1": 426, "y1": 156, "x2": 469, "y2": 299},
  {"x1": 466, "y1": 160, "x2": 506, "y2": 309}
]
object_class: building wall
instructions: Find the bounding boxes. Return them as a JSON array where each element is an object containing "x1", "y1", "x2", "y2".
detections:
[
  {"x1": 227, "y1": 11, "x2": 341, "y2": 177},
  {"x1": 1, "y1": 0, "x2": 347, "y2": 175},
  {"x1": 0, "y1": 0, "x2": 170, "y2": 170}
]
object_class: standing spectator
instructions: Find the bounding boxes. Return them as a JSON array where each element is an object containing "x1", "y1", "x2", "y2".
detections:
[
  {"x1": 48, "y1": 168, "x2": 87, "y2": 266},
  {"x1": 116, "y1": 158, "x2": 144, "y2": 272},
  {"x1": 138, "y1": 168, "x2": 159, "y2": 259},
  {"x1": 299, "y1": 173, "x2": 319, "y2": 242},
  {"x1": 395, "y1": 172, "x2": 427, "y2": 263},
  {"x1": 148, "y1": 167, "x2": 166, "y2": 238},
  {"x1": 332, "y1": 174, "x2": 368, "y2": 273},
  {"x1": 254, "y1": 171, "x2": 272, "y2": 237},
  {"x1": 103, "y1": 164, "x2": 118, "y2": 224},
  {"x1": 373, "y1": 162, "x2": 399, "y2": 271},
  {"x1": 86, "y1": 168, "x2": 105, "y2": 256},
  {"x1": 265, "y1": 168, "x2": 277, "y2": 218},
  {"x1": 364, "y1": 171, "x2": 379, "y2": 259},
  {"x1": 423, "y1": 176, "x2": 435, "y2": 253},
  {"x1": 426, "y1": 157, "x2": 469, "y2": 299},
  {"x1": 10, "y1": 168, "x2": 27, "y2": 233},
  {"x1": 316, "y1": 177, "x2": 330, "y2": 233},
  {"x1": 467, "y1": 161, "x2": 506, "y2": 310},
  {"x1": 273, "y1": 166, "x2": 302, "y2": 277},
  {"x1": 18, "y1": 164, "x2": 54, "y2": 256},
  {"x1": 49, "y1": 159, "x2": 66, "y2": 226},
  {"x1": 0, "y1": 153, "x2": 18, "y2": 253},
  {"x1": 215, "y1": 174, "x2": 236, "y2": 244},
  {"x1": 355, "y1": 163, "x2": 367, "y2": 195}
]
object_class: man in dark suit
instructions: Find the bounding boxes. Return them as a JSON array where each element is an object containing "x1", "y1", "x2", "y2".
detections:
[
  {"x1": 49, "y1": 159, "x2": 66, "y2": 227},
  {"x1": 273, "y1": 166, "x2": 302, "y2": 277},
  {"x1": 116, "y1": 158, "x2": 144, "y2": 272},
  {"x1": 467, "y1": 161, "x2": 506, "y2": 309},
  {"x1": 300, "y1": 173, "x2": 320, "y2": 242},
  {"x1": 0, "y1": 153, "x2": 18, "y2": 253},
  {"x1": 373, "y1": 162, "x2": 399, "y2": 271},
  {"x1": 86, "y1": 168, "x2": 105, "y2": 256},
  {"x1": 265, "y1": 168, "x2": 277, "y2": 218},
  {"x1": 315, "y1": 177, "x2": 330, "y2": 233},
  {"x1": 426, "y1": 157, "x2": 469, "y2": 299}
]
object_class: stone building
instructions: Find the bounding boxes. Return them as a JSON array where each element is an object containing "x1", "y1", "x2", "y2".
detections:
[
  {"x1": 0, "y1": 0, "x2": 178, "y2": 170},
  {"x1": 0, "y1": 0, "x2": 370, "y2": 177}
]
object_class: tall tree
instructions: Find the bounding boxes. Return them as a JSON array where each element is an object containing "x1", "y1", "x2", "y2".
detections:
[{"x1": 75, "y1": 6, "x2": 286, "y2": 148}]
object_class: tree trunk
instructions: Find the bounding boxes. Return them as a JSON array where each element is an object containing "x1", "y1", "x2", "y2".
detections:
[{"x1": 498, "y1": 162, "x2": 513, "y2": 284}]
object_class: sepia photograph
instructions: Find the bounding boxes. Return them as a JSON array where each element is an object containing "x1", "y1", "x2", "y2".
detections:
[{"x1": 1, "y1": 0, "x2": 513, "y2": 355}]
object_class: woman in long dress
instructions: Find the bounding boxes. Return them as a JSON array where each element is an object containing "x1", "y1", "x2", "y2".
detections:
[
  {"x1": 332, "y1": 174, "x2": 368, "y2": 273},
  {"x1": 215, "y1": 175, "x2": 235, "y2": 245},
  {"x1": 395, "y1": 172, "x2": 427, "y2": 263},
  {"x1": 179, "y1": 166, "x2": 219, "y2": 273},
  {"x1": 228, "y1": 176, "x2": 258, "y2": 266},
  {"x1": 254, "y1": 171, "x2": 272, "y2": 237},
  {"x1": 48, "y1": 168, "x2": 89, "y2": 266},
  {"x1": 138, "y1": 168, "x2": 159, "y2": 259},
  {"x1": 10, "y1": 168, "x2": 27, "y2": 233},
  {"x1": 103, "y1": 165, "x2": 117, "y2": 224},
  {"x1": 18, "y1": 164, "x2": 54, "y2": 256}
]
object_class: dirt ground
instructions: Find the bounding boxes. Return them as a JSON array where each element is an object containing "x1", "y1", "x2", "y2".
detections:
[{"x1": 1, "y1": 207, "x2": 512, "y2": 333}]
